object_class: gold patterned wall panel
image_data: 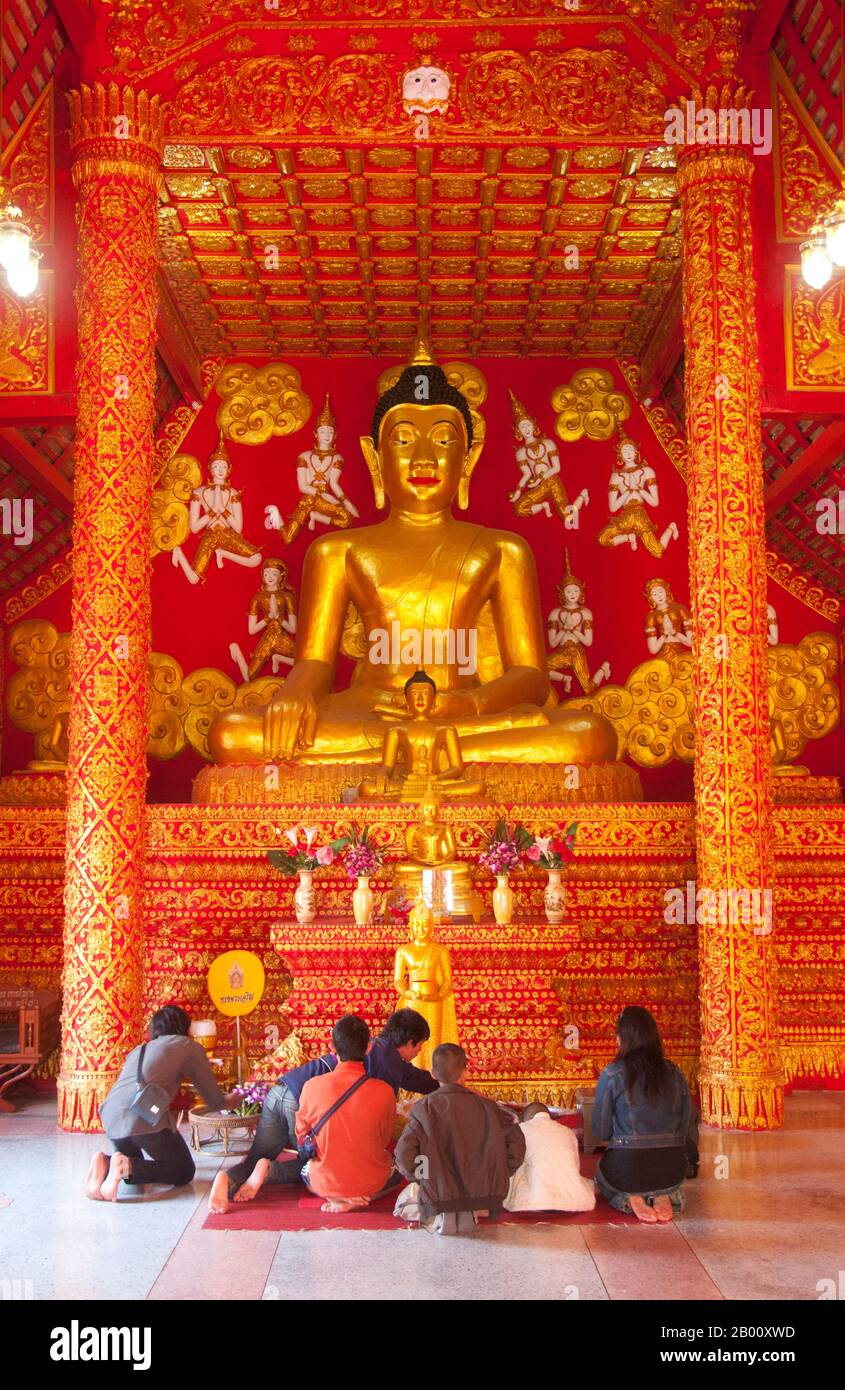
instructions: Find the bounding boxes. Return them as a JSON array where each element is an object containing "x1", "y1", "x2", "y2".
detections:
[{"x1": 784, "y1": 266, "x2": 845, "y2": 392}]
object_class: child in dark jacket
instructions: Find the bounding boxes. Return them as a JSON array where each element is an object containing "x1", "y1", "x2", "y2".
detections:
[{"x1": 394, "y1": 1043, "x2": 526, "y2": 1234}]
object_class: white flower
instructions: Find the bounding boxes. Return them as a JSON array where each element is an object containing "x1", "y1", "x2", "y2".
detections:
[
  {"x1": 303, "y1": 825, "x2": 319, "y2": 850},
  {"x1": 534, "y1": 835, "x2": 552, "y2": 856},
  {"x1": 284, "y1": 826, "x2": 300, "y2": 847}
]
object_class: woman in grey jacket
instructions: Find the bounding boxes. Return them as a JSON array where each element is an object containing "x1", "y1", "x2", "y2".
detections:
[
  {"x1": 87, "y1": 1005, "x2": 236, "y2": 1201},
  {"x1": 593, "y1": 1006, "x2": 699, "y2": 1224}
]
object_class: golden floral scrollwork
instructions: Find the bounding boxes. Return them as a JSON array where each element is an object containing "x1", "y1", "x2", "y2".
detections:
[
  {"x1": 550, "y1": 367, "x2": 631, "y2": 442},
  {"x1": 150, "y1": 450, "x2": 202, "y2": 554},
  {"x1": 6, "y1": 620, "x2": 70, "y2": 763},
  {"x1": 214, "y1": 362, "x2": 312, "y2": 445},
  {"x1": 567, "y1": 655, "x2": 695, "y2": 767},
  {"x1": 774, "y1": 73, "x2": 842, "y2": 242},
  {"x1": 765, "y1": 550, "x2": 840, "y2": 624},
  {"x1": 461, "y1": 49, "x2": 666, "y2": 138},
  {"x1": 786, "y1": 268, "x2": 845, "y2": 391},
  {"x1": 4, "y1": 557, "x2": 73, "y2": 624},
  {"x1": 3, "y1": 82, "x2": 52, "y2": 245},
  {"x1": 769, "y1": 633, "x2": 840, "y2": 764},
  {"x1": 677, "y1": 139, "x2": 782, "y2": 1130}
]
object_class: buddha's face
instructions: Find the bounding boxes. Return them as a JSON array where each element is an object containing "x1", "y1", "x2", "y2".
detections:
[
  {"x1": 378, "y1": 402, "x2": 467, "y2": 513},
  {"x1": 421, "y1": 800, "x2": 438, "y2": 822},
  {"x1": 316, "y1": 424, "x2": 335, "y2": 450},
  {"x1": 407, "y1": 680, "x2": 436, "y2": 717},
  {"x1": 412, "y1": 915, "x2": 433, "y2": 943}
]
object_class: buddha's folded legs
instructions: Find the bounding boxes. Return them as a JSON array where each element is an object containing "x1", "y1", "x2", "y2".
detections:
[{"x1": 209, "y1": 689, "x2": 617, "y2": 766}]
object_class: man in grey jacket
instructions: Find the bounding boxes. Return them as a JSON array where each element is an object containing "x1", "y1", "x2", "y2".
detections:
[{"x1": 87, "y1": 1005, "x2": 236, "y2": 1201}]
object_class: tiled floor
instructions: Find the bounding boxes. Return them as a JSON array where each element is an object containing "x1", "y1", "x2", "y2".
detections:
[{"x1": 1, "y1": 1091, "x2": 842, "y2": 1301}]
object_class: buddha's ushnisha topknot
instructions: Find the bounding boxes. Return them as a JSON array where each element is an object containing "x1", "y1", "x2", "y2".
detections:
[{"x1": 371, "y1": 364, "x2": 474, "y2": 448}]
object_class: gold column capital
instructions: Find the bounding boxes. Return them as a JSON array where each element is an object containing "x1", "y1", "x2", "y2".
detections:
[{"x1": 67, "y1": 83, "x2": 163, "y2": 189}]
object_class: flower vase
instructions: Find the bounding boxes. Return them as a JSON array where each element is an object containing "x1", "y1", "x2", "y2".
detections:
[
  {"x1": 544, "y1": 869, "x2": 566, "y2": 925},
  {"x1": 352, "y1": 875, "x2": 374, "y2": 926},
  {"x1": 294, "y1": 869, "x2": 316, "y2": 925},
  {"x1": 492, "y1": 873, "x2": 513, "y2": 926}
]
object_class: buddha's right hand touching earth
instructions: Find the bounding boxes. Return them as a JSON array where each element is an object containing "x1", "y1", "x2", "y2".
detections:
[{"x1": 264, "y1": 692, "x2": 319, "y2": 760}]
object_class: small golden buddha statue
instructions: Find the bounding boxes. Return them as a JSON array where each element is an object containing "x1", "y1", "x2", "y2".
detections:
[
  {"x1": 208, "y1": 337, "x2": 617, "y2": 769},
  {"x1": 358, "y1": 669, "x2": 485, "y2": 802},
  {"x1": 392, "y1": 799, "x2": 481, "y2": 922},
  {"x1": 393, "y1": 896, "x2": 459, "y2": 1071}
]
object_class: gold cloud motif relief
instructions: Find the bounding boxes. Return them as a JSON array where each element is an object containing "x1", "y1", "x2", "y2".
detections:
[
  {"x1": 551, "y1": 368, "x2": 632, "y2": 442},
  {"x1": 6, "y1": 621, "x2": 287, "y2": 765},
  {"x1": 567, "y1": 635, "x2": 839, "y2": 769},
  {"x1": 214, "y1": 362, "x2": 312, "y2": 444}
]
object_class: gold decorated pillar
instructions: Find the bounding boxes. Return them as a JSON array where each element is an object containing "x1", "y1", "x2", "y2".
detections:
[
  {"x1": 58, "y1": 86, "x2": 162, "y2": 1130},
  {"x1": 676, "y1": 114, "x2": 783, "y2": 1129}
]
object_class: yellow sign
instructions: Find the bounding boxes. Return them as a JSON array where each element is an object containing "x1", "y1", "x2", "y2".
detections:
[{"x1": 206, "y1": 950, "x2": 266, "y2": 1018}]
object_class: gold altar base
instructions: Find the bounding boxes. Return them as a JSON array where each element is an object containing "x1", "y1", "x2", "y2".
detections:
[
  {"x1": 0, "y1": 771, "x2": 67, "y2": 807},
  {"x1": 270, "y1": 916, "x2": 599, "y2": 1108},
  {"x1": 772, "y1": 775, "x2": 842, "y2": 805},
  {"x1": 192, "y1": 759, "x2": 642, "y2": 805}
]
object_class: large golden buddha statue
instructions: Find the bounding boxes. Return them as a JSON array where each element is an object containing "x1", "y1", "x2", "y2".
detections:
[{"x1": 209, "y1": 344, "x2": 617, "y2": 769}]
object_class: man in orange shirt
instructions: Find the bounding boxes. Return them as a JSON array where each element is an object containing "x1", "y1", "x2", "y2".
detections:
[{"x1": 236, "y1": 1015, "x2": 399, "y2": 1214}]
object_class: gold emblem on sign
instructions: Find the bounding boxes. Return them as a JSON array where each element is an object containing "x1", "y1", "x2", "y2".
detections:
[
  {"x1": 551, "y1": 368, "x2": 632, "y2": 442},
  {"x1": 214, "y1": 362, "x2": 312, "y2": 444}
]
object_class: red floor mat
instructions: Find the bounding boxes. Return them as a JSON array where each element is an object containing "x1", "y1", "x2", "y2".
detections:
[{"x1": 202, "y1": 1154, "x2": 637, "y2": 1231}]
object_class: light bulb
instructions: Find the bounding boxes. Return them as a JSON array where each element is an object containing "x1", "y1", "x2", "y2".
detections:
[
  {"x1": 824, "y1": 203, "x2": 845, "y2": 267},
  {"x1": 6, "y1": 249, "x2": 40, "y2": 297},
  {"x1": 800, "y1": 231, "x2": 833, "y2": 290},
  {"x1": 0, "y1": 214, "x2": 30, "y2": 273}
]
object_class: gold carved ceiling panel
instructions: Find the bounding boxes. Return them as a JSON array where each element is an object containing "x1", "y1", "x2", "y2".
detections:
[{"x1": 158, "y1": 140, "x2": 680, "y2": 358}]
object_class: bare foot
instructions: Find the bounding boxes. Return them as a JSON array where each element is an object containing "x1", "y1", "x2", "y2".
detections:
[
  {"x1": 85, "y1": 1151, "x2": 109, "y2": 1200},
  {"x1": 653, "y1": 1195, "x2": 674, "y2": 1223},
  {"x1": 320, "y1": 1195, "x2": 371, "y2": 1213},
  {"x1": 233, "y1": 1158, "x2": 271, "y2": 1203},
  {"x1": 100, "y1": 1153, "x2": 131, "y2": 1202},
  {"x1": 629, "y1": 1195, "x2": 659, "y2": 1224},
  {"x1": 208, "y1": 1170, "x2": 232, "y2": 1215}
]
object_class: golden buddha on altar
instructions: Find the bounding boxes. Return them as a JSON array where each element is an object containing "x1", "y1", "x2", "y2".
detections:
[
  {"x1": 208, "y1": 338, "x2": 617, "y2": 772},
  {"x1": 358, "y1": 669, "x2": 485, "y2": 802},
  {"x1": 394, "y1": 896, "x2": 459, "y2": 1072}
]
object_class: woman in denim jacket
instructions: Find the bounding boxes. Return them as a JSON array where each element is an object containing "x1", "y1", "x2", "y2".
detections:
[{"x1": 593, "y1": 1005, "x2": 699, "y2": 1224}]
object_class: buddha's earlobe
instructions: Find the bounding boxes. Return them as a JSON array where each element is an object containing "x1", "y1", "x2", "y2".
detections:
[
  {"x1": 457, "y1": 436, "x2": 484, "y2": 510},
  {"x1": 360, "y1": 435, "x2": 385, "y2": 509}
]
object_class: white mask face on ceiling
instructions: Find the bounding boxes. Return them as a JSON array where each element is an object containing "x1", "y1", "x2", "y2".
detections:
[{"x1": 402, "y1": 65, "x2": 451, "y2": 116}]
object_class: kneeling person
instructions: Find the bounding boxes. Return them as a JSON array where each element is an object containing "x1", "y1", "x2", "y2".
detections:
[
  {"x1": 228, "y1": 1014, "x2": 400, "y2": 1214},
  {"x1": 504, "y1": 1103, "x2": 595, "y2": 1213},
  {"x1": 394, "y1": 1043, "x2": 526, "y2": 1234}
]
